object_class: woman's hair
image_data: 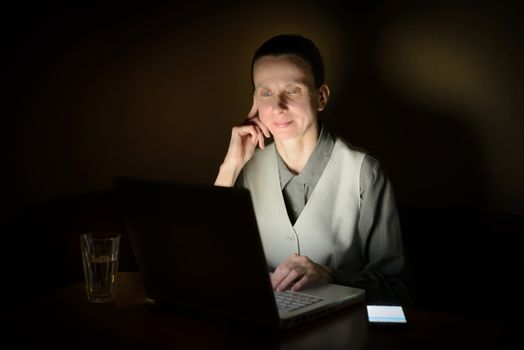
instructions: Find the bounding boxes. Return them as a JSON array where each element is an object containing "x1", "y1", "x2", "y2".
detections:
[{"x1": 250, "y1": 34, "x2": 325, "y2": 89}]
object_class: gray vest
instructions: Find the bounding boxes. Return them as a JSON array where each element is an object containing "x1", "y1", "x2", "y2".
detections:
[{"x1": 242, "y1": 138, "x2": 367, "y2": 273}]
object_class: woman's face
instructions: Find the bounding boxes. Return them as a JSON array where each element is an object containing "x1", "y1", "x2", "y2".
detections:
[{"x1": 252, "y1": 55, "x2": 326, "y2": 142}]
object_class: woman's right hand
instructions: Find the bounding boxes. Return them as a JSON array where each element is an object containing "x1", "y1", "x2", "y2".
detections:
[{"x1": 214, "y1": 102, "x2": 271, "y2": 187}]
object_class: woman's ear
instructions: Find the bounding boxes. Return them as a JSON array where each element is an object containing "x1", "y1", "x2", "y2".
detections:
[{"x1": 317, "y1": 84, "x2": 330, "y2": 111}]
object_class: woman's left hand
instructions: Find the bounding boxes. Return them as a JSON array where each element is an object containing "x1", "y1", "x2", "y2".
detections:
[{"x1": 271, "y1": 253, "x2": 332, "y2": 292}]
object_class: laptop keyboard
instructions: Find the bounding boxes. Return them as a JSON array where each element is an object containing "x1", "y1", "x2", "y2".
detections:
[{"x1": 274, "y1": 290, "x2": 324, "y2": 312}]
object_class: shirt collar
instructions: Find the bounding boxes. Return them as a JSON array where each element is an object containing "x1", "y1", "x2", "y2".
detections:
[{"x1": 276, "y1": 123, "x2": 336, "y2": 190}]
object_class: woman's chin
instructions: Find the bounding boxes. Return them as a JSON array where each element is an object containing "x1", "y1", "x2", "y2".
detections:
[{"x1": 272, "y1": 130, "x2": 296, "y2": 141}]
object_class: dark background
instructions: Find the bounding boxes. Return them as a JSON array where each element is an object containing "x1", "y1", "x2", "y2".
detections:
[{"x1": 4, "y1": 0, "x2": 524, "y2": 327}]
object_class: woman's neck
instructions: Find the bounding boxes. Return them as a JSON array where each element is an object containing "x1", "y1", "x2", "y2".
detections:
[{"x1": 274, "y1": 123, "x2": 319, "y2": 174}]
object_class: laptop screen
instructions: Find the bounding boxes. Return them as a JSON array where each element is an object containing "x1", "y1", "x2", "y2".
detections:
[{"x1": 113, "y1": 176, "x2": 280, "y2": 327}]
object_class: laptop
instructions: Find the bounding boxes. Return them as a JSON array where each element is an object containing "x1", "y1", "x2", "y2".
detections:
[{"x1": 113, "y1": 176, "x2": 365, "y2": 330}]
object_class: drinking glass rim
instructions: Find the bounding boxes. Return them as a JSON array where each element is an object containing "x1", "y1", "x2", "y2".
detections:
[{"x1": 81, "y1": 232, "x2": 121, "y2": 241}]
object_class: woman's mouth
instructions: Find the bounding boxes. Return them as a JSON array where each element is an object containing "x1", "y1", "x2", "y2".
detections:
[{"x1": 274, "y1": 121, "x2": 293, "y2": 128}]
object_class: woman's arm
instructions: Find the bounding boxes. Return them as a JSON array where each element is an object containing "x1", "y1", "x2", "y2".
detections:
[
  {"x1": 214, "y1": 103, "x2": 271, "y2": 187},
  {"x1": 331, "y1": 155, "x2": 413, "y2": 305}
]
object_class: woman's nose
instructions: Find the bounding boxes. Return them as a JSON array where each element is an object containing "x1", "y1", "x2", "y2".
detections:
[{"x1": 272, "y1": 93, "x2": 289, "y2": 112}]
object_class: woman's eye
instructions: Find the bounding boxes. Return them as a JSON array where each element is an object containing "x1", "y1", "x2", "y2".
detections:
[
  {"x1": 287, "y1": 88, "x2": 299, "y2": 95},
  {"x1": 261, "y1": 91, "x2": 272, "y2": 97}
]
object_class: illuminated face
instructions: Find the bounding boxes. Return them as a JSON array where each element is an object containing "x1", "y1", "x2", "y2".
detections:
[{"x1": 253, "y1": 55, "x2": 326, "y2": 142}]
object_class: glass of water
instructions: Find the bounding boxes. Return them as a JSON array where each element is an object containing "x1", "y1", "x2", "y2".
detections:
[{"x1": 80, "y1": 232, "x2": 120, "y2": 303}]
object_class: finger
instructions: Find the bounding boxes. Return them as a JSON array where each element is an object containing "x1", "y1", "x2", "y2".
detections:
[
  {"x1": 232, "y1": 124, "x2": 252, "y2": 136},
  {"x1": 271, "y1": 269, "x2": 285, "y2": 290},
  {"x1": 239, "y1": 124, "x2": 264, "y2": 150},
  {"x1": 275, "y1": 269, "x2": 301, "y2": 292},
  {"x1": 271, "y1": 264, "x2": 291, "y2": 290},
  {"x1": 247, "y1": 101, "x2": 258, "y2": 120},
  {"x1": 291, "y1": 274, "x2": 310, "y2": 292},
  {"x1": 271, "y1": 254, "x2": 299, "y2": 290},
  {"x1": 250, "y1": 117, "x2": 271, "y2": 138},
  {"x1": 251, "y1": 129, "x2": 258, "y2": 146},
  {"x1": 234, "y1": 125, "x2": 258, "y2": 141},
  {"x1": 256, "y1": 126, "x2": 265, "y2": 149},
  {"x1": 233, "y1": 125, "x2": 259, "y2": 150},
  {"x1": 246, "y1": 99, "x2": 271, "y2": 138}
]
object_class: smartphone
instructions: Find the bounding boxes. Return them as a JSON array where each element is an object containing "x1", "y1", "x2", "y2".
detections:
[{"x1": 366, "y1": 305, "x2": 407, "y2": 325}]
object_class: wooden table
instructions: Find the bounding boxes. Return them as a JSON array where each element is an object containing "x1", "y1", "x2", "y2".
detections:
[{"x1": 6, "y1": 272, "x2": 514, "y2": 349}]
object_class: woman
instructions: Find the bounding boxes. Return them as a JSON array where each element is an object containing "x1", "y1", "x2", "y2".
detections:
[{"x1": 215, "y1": 34, "x2": 409, "y2": 304}]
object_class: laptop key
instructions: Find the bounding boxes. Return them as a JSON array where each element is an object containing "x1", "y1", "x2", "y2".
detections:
[{"x1": 274, "y1": 290, "x2": 324, "y2": 312}]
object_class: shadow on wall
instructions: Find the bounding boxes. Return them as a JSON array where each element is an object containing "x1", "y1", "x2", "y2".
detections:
[
  {"x1": 373, "y1": 7, "x2": 524, "y2": 214},
  {"x1": 322, "y1": 2, "x2": 524, "y2": 215},
  {"x1": 326, "y1": 62, "x2": 490, "y2": 212}
]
